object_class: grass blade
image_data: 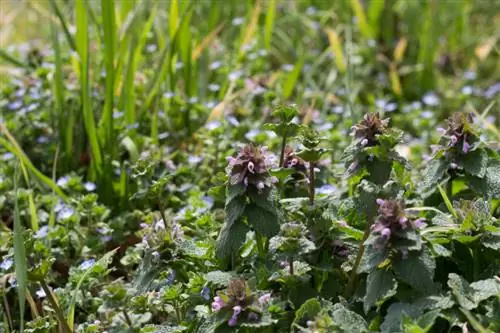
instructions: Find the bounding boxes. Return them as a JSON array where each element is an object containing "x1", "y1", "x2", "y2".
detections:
[
  {"x1": 169, "y1": 0, "x2": 179, "y2": 39},
  {"x1": 283, "y1": 57, "x2": 304, "y2": 99},
  {"x1": 0, "y1": 126, "x2": 68, "y2": 200},
  {"x1": 239, "y1": 0, "x2": 261, "y2": 55},
  {"x1": 99, "y1": 0, "x2": 116, "y2": 154},
  {"x1": 325, "y1": 28, "x2": 347, "y2": 74},
  {"x1": 192, "y1": 23, "x2": 224, "y2": 61},
  {"x1": 13, "y1": 167, "x2": 28, "y2": 333},
  {"x1": 76, "y1": 0, "x2": 103, "y2": 177},
  {"x1": 48, "y1": 0, "x2": 77, "y2": 51},
  {"x1": 264, "y1": 0, "x2": 276, "y2": 50},
  {"x1": 437, "y1": 184, "x2": 458, "y2": 219},
  {"x1": 0, "y1": 49, "x2": 28, "y2": 68},
  {"x1": 350, "y1": 0, "x2": 372, "y2": 39}
]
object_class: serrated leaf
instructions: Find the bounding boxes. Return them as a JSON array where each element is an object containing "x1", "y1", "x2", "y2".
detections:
[
  {"x1": 245, "y1": 204, "x2": 279, "y2": 237},
  {"x1": 482, "y1": 230, "x2": 500, "y2": 250},
  {"x1": 381, "y1": 303, "x2": 422, "y2": 333},
  {"x1": 470, "y1": 278, "x2": 500, "y2": 303},
  {"x1": 216, "y1": 218, "x2": 249, "y2": 260},
  {"x1": 331, "y1": 303, "x2": 367, "y2": 333},
  {"x1": 448, "y1": 273, "x2": 477, "y2": 310},
  {"x1": 392, "y1": 249, "x2": 436, "y2": 294},
  {"x1": 205, "y1": 271, "x2": 236, "y2": 287},
  {"x1": 293, "y1": 298, "x2": 322, "y2": 326},
  {"x1": 225, "y1": 196, "x2": 246, "y2": 225},
  {"x1": 226, "y1": 184, "x2": 246, "y2": 204},
  {"x1": 458, "y1": 149, "x2": 488, "y2": 178},
  {"x1": 420, "y1": 158, "x2": 447, "y2": 195},
  {"x1": 364, "y1": 269, "x2": 397, "y2": 313},
  {"x1": 358, "y1": 245, "x2": 388, "y2": 273}
]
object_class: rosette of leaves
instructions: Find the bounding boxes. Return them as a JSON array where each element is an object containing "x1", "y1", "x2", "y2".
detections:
[
  {"x1": 421, "y1": 112, "x2": 500, "y2": 198},
  {"x1": 342, "y1": 112, "x2": 407, "y2": 185},
  {"x1": 206, "y1": 279, "x2": 276, "y2": 330},
  {"x1": 263, "y1": 105, "x2": 301, "y2": 167},
  {"x1": 216, "y1": 144, "x2": 279, "y2": 261},
  {"x1": 296, "y1": 128, "x2": 329, "y2": 205},
  {"x1": 269, "y1": 222, "x2": 315, "y2": 275}
]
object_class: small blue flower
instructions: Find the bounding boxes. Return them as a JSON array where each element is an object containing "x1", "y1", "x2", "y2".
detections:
[
  {"x1": 232, "y1": 17, "x2": 244, "y2": 26},
  {"x1": 228, "y1": 70, "x2": 243, "y2": 82},
  {"x1": 200, "y1": 286, "x2": 210, "y2": 300},
  {"x1": 167, "y1": 270, "x2": 176, "y2": 285},
  {"x1": 79, "y1": 259, "x2": 95, "y2": 270},
  {"x1": 36, "y1": 288, "x2": 46, "y2": 298},
  {"x1": 422, "y1": 92, "x2": 440, "y2": 106},
  {"x1": 209, "y1": 61, "x2": 222, "y2": 70},
  {"x1": 34, "y1": 225, "x2": 49, "y2": 239},
  {"x1": 0, "y1": 258, "x2": 13, "y2": 270},
  {"x1": 2, "y1": 152, "x2": 14, "y2": 161},
  {"x1": 57, "y1": 206, "x2": 74, "y2": 220},
  {"x1": 84, "y1": 182, "x2": 96, "y2": 192},
  {"x1": 205, "y1": 120, "x2": 221, "y2": 131},
  {"x1": 56, "y1": 176, "x2": 70, "y2": 187}
]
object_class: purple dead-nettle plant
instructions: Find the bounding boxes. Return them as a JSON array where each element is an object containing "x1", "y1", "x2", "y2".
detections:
[
  {"x1": 351, "y1": 112, "x2": 390, "y2": 147},
  {"x1": 226, "y1": 144, "x2": 278, "y2": 191},
  {"x1": 367, "y1": 198, "x2": 424, "y2": 254},
  {"x1": 210, "y1": 279, "x2": 274, "y2": 328},
  {"x1": 435, "y1": 112, "x2": 477, "y2": 155},
  {"x1": 217, "y1": 144, "x2": 280, "y2": 261}
]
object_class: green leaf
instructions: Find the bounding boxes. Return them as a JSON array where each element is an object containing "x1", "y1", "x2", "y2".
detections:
[
  {"x1": 448, "y1": 273, "x2": 477, "y2": 310},
  {"x1": 482, "y1": 229, "x2": 500, "y2": 250},
  {"x1": 293, "y1": 298, "x2": 322, "y2": 326},
  {"x1": 205, "y1": 271, "x2": 236, "y2": 287},
  {"x1": 331, "y1": 303, "x2": 368, "y2": 333},
  {"x1": 216, "y1": 219, "x2": 249, "y2": 260},
  {"x1": 381, "y1": 303, "x2": 422, "y2": 333},
  {"x1": 458, "y1": 149, "x2": 488, "y2": 178},
  {"x1": 392, "y1": 249, "x2": 436, "y2": 294},
  {"x1": 13, "y1": 170, "x2": 27, "y2": 333},
  {"x1": 283, "y1": 57, "x2": 304, "y2": 99},
  {"x1": 245, "y1": 204, "x2": 279, "y2": 237},
  {"x1": 225, "y1": 196, "x2": 246, "y2": 226},
  {"x1": 470, "y1": 278, "x2": 500, "y2": 303},
  {"x1": 420, "y1": 158, "x2": 447, "y2": 195},
  {"x1": 226, "y1": 184, "x2": 246, "y2": 204},
  {"x1": 357, "y1": 245, "x2": 387, "y2": 274},
  {"x1": 271, "y1": 105, "x2": 299, "y2": 123},
  {"x1": 364, "y1": 269, "x2": 397, "y2": 313}
]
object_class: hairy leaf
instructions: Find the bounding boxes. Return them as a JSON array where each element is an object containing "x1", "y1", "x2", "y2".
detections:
[{"x1": 364, "y1": 269, "x2": 397, "y2": 313}]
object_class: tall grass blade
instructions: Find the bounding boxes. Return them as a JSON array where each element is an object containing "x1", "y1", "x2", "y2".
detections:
[
  {"x1": 325, "y1": 28, "x2": 347, "y2": 74},
  {"x1": 240, "y1": 0, "x2": 261, "y2": 55},
  {"x1": 437, "y1": 184, "x2": 458, "y2": 219},
  {"x1": 99, "y1": 0, "x2": 116, "y2": 153},
  {"x1": 13, "y1": 167, "x2": 28, "y2": 333},
  {"x1": 0, "y1": 49, "x2": 28, "y2": 68},
  {"x1": 264, "y1": 0, "x2": 276, "y2": 50},
  {"x1": 76, "y1": 0, "x2": 103, "y2": 176},
  {"x1": 0, "y1": 126, "x2": 68, "y2": 200},
  {"x1": 283, "y1": 57, "x2": 304, "y2": 99},
  {"x1": 367, "y1": 0, "x2": 385, "y2": 38},
  {"x1": 169, "y1": 0, "x2": 179, "y2": 39},
  {"x1": 192, "y1": 23, "x2": 224, "y2": 61},
  {"x1": 48, "y1": 0, "x2": 76, "y2": 51},
  {"x1": 350, "y1": 0, "x2": 372, "y2": 39}
]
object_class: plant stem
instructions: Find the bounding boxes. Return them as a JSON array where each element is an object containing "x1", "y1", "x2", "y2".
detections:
[
  {"x1": 473, "y1": 245, "x2": 480, "y2": 281},
  {"x1": 175, "y1": 301, "x2": 182, "y2": 323},
  {"x1": 40, "y1": 282, "x2": 72, "y2": 333},
  {"x1": 345, "y1": 217, "x2": 373, "y2": 297},
  {"x1": 122, "y1": 309, "x2": 133, "y2": 328},
  {"x1": 289, "y1": 256, "x2": 294, "y2": 275},
  {"x1": 255, "y1": 232, "x2": 265, "y2": 257},
  {"x1": 309, "y1": 162, "x2": 315, "y2": 206},
  {"x1": 279, "y1": 133, "x2": 287, "y2": 167},
  {"x1": 446, "y1": 179, "x2": 453, "y2": 199}
]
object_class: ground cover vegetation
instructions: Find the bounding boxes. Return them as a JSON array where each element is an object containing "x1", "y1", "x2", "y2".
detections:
[{"x1": 0, "y1": 0, "x2": 499, "y2": 332}]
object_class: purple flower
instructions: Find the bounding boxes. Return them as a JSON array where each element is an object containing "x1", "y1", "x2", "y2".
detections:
[
  {"x1": 248, "y1": 312, "x2": 259, "y2": 321},
  {"x1": 361, "y1": 138, "x2": 368, "y2": 146},
  {"x1": 450, "y1": 135, "x2": 458, "y2": 146},
  {"x1": 211, "y1": 296, "x2": 224, "y2": 312},
  {"x1": 228, "y1": 317, "x2": 238, "y2": 327},
  {"x1": 258, "y1": 293, "x2": 271, "y2": 305},
  {"x1": 399, "y1": 217, "x2": 408, "y2": 228},
  {"x1": 381, "y1": 228, "x2": 391, "y2": 238},
  {"x1": 414, "y1": 218, "x2": 427, "y2": 229},
  {"x1": 376, "y1": 198, "x2": 385, "y2": 206},
  {"x1": 462, "y1": 141, "x2": 471, "y2": 153},
  {"x1": 200, "y1": 286, "x2": 210, "y2": 300}
]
